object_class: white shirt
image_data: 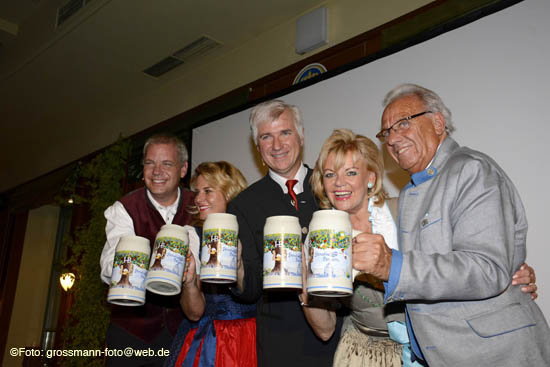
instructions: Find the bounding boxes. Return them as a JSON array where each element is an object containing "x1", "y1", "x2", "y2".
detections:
[
  {"x1": 146, "y1": 189, "x2": 181, "y2": 224},
  {"x1": 268, "y1": 163, "x2": 308, "y2": 195},
  {"x1": 348, "y1": 197, "x2": 398, "y2": 279},
  {"x1": 99, "y1": 188, "x2": 183, "y2": 284},
  {"x1": 367, "y1": 197, "x2": 398, "y2": 250}
]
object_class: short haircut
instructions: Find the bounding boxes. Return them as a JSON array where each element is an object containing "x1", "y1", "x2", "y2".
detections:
[
  {"x1": 143, "y1": 133, "x2": 188, "y2": 164},
  {"x1": 249, "y1": 100, "x2": 304, "y2": 144},
  {"x1": 311, "y1": 128, "x2": 386, "y2": 209},
  {"x1": 382, "y1": 83, "x2": 456, "y2": 135}
]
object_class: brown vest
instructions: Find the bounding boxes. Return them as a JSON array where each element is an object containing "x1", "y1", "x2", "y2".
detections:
[{"x1": 110, "y1": 187, "x2": 194, "y2": 342}]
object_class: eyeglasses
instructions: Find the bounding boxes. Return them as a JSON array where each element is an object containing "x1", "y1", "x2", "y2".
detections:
[{"x1": 376, "y1": 111, "x2": 433, "y2": 143}]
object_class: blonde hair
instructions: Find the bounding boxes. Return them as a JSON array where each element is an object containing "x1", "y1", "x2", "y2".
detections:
[
  {"x1": 189, "y1": 161, "x2": 247, "y2": 216},
  {"x1": 311, "y1": 129, "x2": 386, "y2": 209}
]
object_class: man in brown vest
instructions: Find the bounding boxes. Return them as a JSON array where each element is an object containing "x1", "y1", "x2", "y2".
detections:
[{"x1": 100, "y1": 133, "x2": 194, "y2": 366}]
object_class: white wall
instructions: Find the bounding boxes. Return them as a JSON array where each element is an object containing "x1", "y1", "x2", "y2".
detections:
[{"x1": 192, "y1": 0, "x2": 550, "y2": 317}]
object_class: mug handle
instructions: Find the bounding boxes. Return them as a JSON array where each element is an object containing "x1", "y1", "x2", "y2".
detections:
[
  {"x1": 184, "y1": 225, "x2": 201, "y2": 275},
  {"x1": 351, "y1": 229, "x2": 361, "y2": 281}
]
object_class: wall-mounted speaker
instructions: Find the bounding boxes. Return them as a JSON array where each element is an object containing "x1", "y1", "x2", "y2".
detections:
[{"x1": 295, "y1": 7, "x2": 328, "y2": 55}]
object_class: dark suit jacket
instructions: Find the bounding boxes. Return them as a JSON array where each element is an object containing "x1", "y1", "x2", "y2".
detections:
[{"x1": 227, "y1": 168, "x2": 343, "y2": 367}]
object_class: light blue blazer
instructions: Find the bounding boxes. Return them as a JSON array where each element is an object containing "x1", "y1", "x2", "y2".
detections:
[{"x1": 385, "y1": 137, "x2": 550, "y2": 366}]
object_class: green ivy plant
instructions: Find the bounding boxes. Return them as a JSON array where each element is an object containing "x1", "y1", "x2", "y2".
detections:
[{"x1": 57, "y1": 138, "x2": 131, "y2": 367}]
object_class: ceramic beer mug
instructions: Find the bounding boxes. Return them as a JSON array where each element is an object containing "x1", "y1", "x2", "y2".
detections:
[
  {"x1": 305, "y1": 209, "x2": 353, "y2": 296},
  {"x1": 263, "y1": 215, "x2": 302, "y2": 289},
  {"x1": 145, "y1": 224, "x2": 189, "y2": 295},
  {"x1": 200, "y1": 213, "x2": 239, "y2": 283},
  {"x1": 107, "y1": 235, "x2": 151, "y2": 306}
]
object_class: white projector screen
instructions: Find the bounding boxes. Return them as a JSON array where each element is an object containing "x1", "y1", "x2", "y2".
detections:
[{"x1": 192, "y1": 0, "x2": 550, "y2": 317}]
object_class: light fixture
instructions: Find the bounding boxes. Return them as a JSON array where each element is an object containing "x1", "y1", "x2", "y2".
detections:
[
  {"x1": 59, "y1": 272, "x2": 75, "y2": 291},
  {"x1": 67, "y1": 198, "x2": 74, "y2": 204}
]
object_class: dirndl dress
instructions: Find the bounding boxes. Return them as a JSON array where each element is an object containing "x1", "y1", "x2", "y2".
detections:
[
  {"x1": 164, "y1": 290, "x2": 256, "y2": 367},
  {"x1": 332, "y1": 198, "x2": 423, "y2": 367}
]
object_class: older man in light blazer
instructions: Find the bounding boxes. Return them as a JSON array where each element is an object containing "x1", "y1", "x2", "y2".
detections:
[{"x1": 353, "y1": 83, "x2": 550, "y2": 366}]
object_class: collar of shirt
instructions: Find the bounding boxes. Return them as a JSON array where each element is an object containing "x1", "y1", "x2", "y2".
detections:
[
  {"x1": 146, "y1": 187, "x2": 181, "y2": 224},
  {"x1": 268, "y1": 163, "x2": 307, "y2": 195},
  {"x1": 409, "y1": 142, "x2": 442, "y2": 187}
]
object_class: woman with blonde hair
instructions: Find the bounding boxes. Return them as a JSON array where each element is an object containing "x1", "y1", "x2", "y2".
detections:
[
  {"x1": 303, "y1": 129, "x2": 538, "y2": 367},
  {"x1": 304, "y1": 128, "x2": 411, "y2": 367},
  {"x1": 165, "y1": 161, "x2": 256, "y2": 367}
]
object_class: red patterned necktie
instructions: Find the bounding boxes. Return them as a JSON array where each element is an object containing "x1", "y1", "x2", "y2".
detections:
[{"x1": 285, "y1": 179, "x2": 299, "y2": 211}]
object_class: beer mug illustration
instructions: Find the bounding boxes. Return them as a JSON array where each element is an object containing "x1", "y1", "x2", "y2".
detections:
[
  {"x1": 200, "y1": 213, "x2": 239, "y2": 283},
  {"x1": 263, "y1": 215, "x2": 302, "y2": 289},
  {"x1": 107, "y1": 235, "x2": 150, "y2": 306},
  {"x1": 305, "y1": 210, "x2": 353, "y2": 296},
  {"x1": 145, "y1": 224, "x2": 189, "y2": 295}
]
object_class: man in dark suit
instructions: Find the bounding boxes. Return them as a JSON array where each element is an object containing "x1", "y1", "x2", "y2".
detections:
[{"x1": 227, "y1": 100, "x2": 342, "y2": 367}]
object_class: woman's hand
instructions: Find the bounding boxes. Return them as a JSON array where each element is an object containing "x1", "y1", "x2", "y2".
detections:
[
  {"x1": 512, "y1": 263, "x2": 538, "y2": 300},
  {"x1": 180, "y1": 252, "x2": 205, "y2": 321},
  {"x1": 299, "y1": 243, "x2": 336, "y2": 341},
  {"x1": 182, "y1": 252, "x2": 198, "y2": 288}
]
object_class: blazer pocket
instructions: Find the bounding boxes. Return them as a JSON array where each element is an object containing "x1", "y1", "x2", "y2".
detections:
[
  {"x1": 418, "y1": 210, "x2": 442, "y2": 252},
  {"x1": 466, "y1": 303, "x2": 536, "y2": 338},
  {"x1": 419, "y1": 210, "x2": 441, "y2": 230}
]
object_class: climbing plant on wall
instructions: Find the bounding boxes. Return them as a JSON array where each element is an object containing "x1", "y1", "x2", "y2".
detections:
[{"x1": 57, "y1": 138, "x2": 131, "y2": 367}]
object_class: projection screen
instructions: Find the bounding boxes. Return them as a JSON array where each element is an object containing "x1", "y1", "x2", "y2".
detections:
[{"x1": 192, "y1": 0, "x2": 550, "y2": 316}]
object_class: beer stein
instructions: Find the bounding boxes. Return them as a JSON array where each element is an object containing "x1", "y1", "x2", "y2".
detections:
[
  {"x1": 107, "y1": 235, "x2": 150, "y2": 305},
  {"x1": 263, "y1": 215, "x2": 302, "y2": 289},
  {"x1": 305, "y1": 209, "x2": 353, "y2": 296},
  {"x1": 200, "y1": 213, "x2": 239, "y2": 283},
  {"x1": 145, "y1": 224, "x2": 189, "y2": 295}
]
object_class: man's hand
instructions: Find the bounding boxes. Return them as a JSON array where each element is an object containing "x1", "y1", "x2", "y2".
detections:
[
  {"x1": 352, "y1": 233, "x2": 392, "y2": 281},
  {"x1": 299, "y1": 244, "x2": 309, "y2": 306},
  {"x1": 237, "y1": 239, "x2": 245, "y2": 292}
]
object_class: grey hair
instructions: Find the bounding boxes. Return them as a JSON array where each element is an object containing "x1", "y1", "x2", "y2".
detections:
[
  {"x1": 249, "y1": 100, "x2": 304, "y2": 144},
  {"x1": 143, "y1": 133, "x2": 188, "y2": 164},
  {"x1": 382, "y1": 83, "x2": 456, "y2": 135}
]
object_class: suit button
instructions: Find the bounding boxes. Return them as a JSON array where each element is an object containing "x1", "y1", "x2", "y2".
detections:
[{"x1": 302, "y1": 227, "x2": 308, "y2": 234}]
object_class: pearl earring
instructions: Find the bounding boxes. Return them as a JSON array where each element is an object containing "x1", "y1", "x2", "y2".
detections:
[{"x1": 367, "y1": 182, "x2": 374, "y2": 189}]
